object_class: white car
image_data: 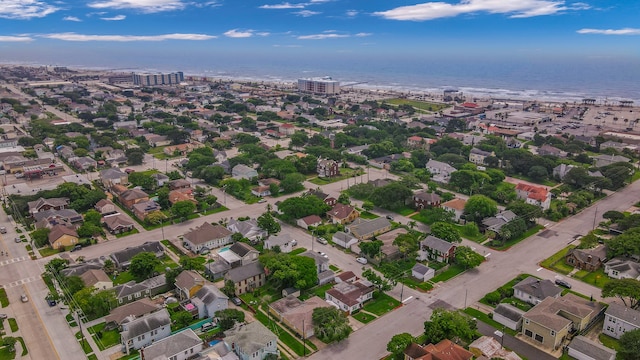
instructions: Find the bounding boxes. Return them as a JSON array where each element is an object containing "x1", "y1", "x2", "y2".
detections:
[
  {"x1": 20, "y1": 294, "x2": 28, "y2": 303},
  {"x1": 317, "y1": 251, "x2": 328, "y2": 258},
  {"x1": 356, "y1": 257, "x2": 368, "y2": 265},
  {"x1": 316, "y1": 238, "x2": 328, "y2": 245}
]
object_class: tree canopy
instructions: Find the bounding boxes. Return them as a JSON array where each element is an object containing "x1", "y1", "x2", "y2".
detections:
[
  {"x1": 602, "y1": 278, "x2": 640, "y2": 308},
  {"x1": 423, "y1": 308, "x2": 479, "y2": 344},
  {"x1": 464, "y1": 195, "x2": 498, "y2": 222},
  {"x1": 277, "y1": 195, "x2": 331, "y2": 220},
  {"x1": 430, "y1": 222, "x2": 461, "y2": 243},
  {"x1": 312, "y1": 307, "x2": 352, "y2": 343},
  {"x1": 455, "y1": 246, "x2": 484, "y2": 269},
  {"x1": 618, "y1": 329, "x2": 640, "y2": 360},
  {"x1": 129, "y1": 252, "x2": 160, "y2": 280},
  {"x1": 259, "y1": 253, "x2": 318, "y2": 290},
  {"x1": 387, "y1": 333, "x2": 415, "y2": 360}
]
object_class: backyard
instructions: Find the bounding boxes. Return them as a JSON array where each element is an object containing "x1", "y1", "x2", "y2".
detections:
[{"x1": 88, "y1": 323, "x2": 121, "y2": 350}]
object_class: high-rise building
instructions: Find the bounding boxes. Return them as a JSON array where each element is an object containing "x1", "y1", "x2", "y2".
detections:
[
  {"x1": 297, "y1": 77, "x2": 340, "y2": 95},
  {"x1": 133, "y1": 71, "x2": 184, "y2": 86}
]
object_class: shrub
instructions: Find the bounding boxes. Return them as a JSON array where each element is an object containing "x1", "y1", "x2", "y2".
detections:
[{"x1": 483, "y1": 291, "x2": 502, "y2": 305}]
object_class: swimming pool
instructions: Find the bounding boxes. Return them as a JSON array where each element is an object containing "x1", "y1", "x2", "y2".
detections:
[{"x1": 209, "y1": 340, "x2": 221, "y2": 347}]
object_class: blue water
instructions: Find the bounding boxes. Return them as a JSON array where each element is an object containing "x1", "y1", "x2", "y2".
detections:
[
  {"x1": 219, "y1": 246, "x2": 230, "y2": 252},
  {"x1": 209, "y1": 340, "x2": 220, "y2": 347}
]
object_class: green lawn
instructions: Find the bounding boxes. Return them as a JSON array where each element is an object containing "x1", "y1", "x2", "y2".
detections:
[
  {"x1": 0, "y1": 346, "x2": 15, "y2": 360},
  {"x1": 352, "y1": 311, "x2": 376, "y2": 324},
  {"x1": 400, "y1": 277, "x2": 434, "y2": 292},
  {"x1": 0, "y1": 288, "x2": 8, "y2": 308},
  {"x1": 453, "y1": 224, "x2": 486, "y2": 243},
  {"x1": 113, "y1": 271, "x2": 135, "y2": 285},
  {"x1": 540, "y1": 246, "x2": 575, "y2": 275},
  {"x1": 38, "y1": 247, "x2": 59, "y2": 257},
  {"x1": 329, "y1": 265, "x2": 340, "y2": 272},
  {"x1": 499, "y1": 297, "x2": 533, "y2": 312},
  {"x1": 598, "y1": 334, "x2": 620, "y2": 351},
  {"x1": 360, "y1": 211, "x2": 379, "y2": 219},
  {"x1": 300, "y1": 283, "x2": 334, "y2": 301},
  {"x1": 308, "y1": 169, "x2": 362, "y2": 185},
  {"x1": 201, "y1": 206, "x2": 229, "y2": 215},
  {"x1": 253, "y1": 309, "x2": 308, "y2": 356},
  {"x1": 88, "y1": 323, "x2": 121, "y2": 350},
  {"x1": 385, "y1": 98, "x2": 449, "y2": 112},
  {"x1": 75, "y1": 333, "x2": 93, "y2": 354},
  {"x1": 115, "y1": 228, "x2": 139, "y2": 238},
  {"x1": 290, "y1": 247, "x2": 307, "y2": 256},
  {"x1": 87, "y1": 354, "x2": 98, "y2": 360},
  {"x1": 488, "y1": 225, "x2": 543, "y2": 250},
  {"x1": 463, "y1": 308, "x2": 517, "y2": 336},
  {"x1": 573, "y1": 268, "x2": 611, "y2": 289},
  {"x1": 16, "y1": 337, "x2": 27, "y2": 356},
  {"x1": 394, "y1": 206, "x2": 415, "y2": 216},
  {"x1": 431, "y1": 264, "x2": 466, "y2": 283},
  {"x1": 363, "y1": 292, "x2": 401, "y2": 316},
  {"x1": 160, "y1": 240, "x2": 187, "y2": 257},
  {"x1": 7, "y1": 318, "x2": 18, "y2": 332}
]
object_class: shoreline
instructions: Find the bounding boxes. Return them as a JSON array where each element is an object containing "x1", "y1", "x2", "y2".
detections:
[{"x1": 2, "y1": 62, "x2": 638, "y2": 106}]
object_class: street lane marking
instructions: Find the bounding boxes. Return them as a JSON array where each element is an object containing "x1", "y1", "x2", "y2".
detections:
[
  {"x1": 537, "y1": 267, "x2": 543, "y2": 272},
  {"x1": 1, "y1": 276, "x2": 38, "y2": 288},
  {"x1": 0, "y1": 256, "x2": 28, "y2": 267},
  {"x1": 484, "y1": 253, "x2": 491, "y2": 257}
]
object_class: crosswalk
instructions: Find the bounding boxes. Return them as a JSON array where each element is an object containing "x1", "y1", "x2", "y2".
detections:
[
  {"x1": 1, "y1": 276, "x2": 38, "y2": 288},
  {"x1": 0, "y1": 256, "x2": 28, "y2": 267}
]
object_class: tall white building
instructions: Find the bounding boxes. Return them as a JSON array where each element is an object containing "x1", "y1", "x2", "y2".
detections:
[
  {"x1": 133, "y1": 71, "x2": 184, "y2": 86},
  {"x1": 298, "y1": 77, "x2": 340, "y2": 95}
]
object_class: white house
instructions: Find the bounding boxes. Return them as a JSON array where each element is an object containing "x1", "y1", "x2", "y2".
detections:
[
  {"x1": 141, "y1": 328, "x2": 203, "y2": 360},
  {"x1": 604, "y1": 257, "x2": 640, "y2": 280},
  {"x1": 224, "y1": 321, "x2": 279, "y2": 360},
  {"x1": 325, "y1": 281, "x2": 374, "y2": 314},
  {"x1": 192, "y1": 284, "x2": 229, "y2": 319},
  {"x1": 332, "y1": 231, "x2": 357, "y2": 249},
  {"x1": 183, "y1": 222, "x2": 233, "y2": 254},
  {"x1": 513, "y1": 277, "x2": 562, "y2": 305},
  {"x1": 411, "y1": 263, "x2": 435, "y2": 282},
  {"x1": 603, "y1": 303, "x2": 640, "y2": 339},
  {"x1": 264, "y1": 233, "x2": 294, "y2": 253},
  {"x1": 567, "y1": 336, "x2": 616, "y2": 360},
  {"x1": 231, "y1": 164, "x2": 258, "y2": 180},
  {"x1": 120, "y1": 308, "x2": 171, "y2": 354},
  {"x1": 493, "y1": 303, "x2": 525, "y2": 331}
]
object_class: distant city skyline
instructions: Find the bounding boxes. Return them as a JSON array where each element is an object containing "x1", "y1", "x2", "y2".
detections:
[{"x1": 0, "y1": 0, "x2": 639, "y2": 61}]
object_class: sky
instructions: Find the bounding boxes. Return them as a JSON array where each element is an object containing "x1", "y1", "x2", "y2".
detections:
[{"x1": 0, "y1": 0, "x2": 639, "y2": 67}]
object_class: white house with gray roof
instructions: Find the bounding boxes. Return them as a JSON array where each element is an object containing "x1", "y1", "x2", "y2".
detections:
[
  {"x1": 232, "y1": 164, "x2": 258, "y2": 180},
  {"x1": 141, "y1": 328, "x2": 203, "y2": 360},
  {"x1": 426, "y1": 159, "x2": 457, "y2": 183},
  {"x1": 332, "y1": 231, "x2": 357, "y2": 249},
  {"x1": 603, "y1": 303, "x2": 640, "y2": 339},
  {"x1": 604, "y1": 257, "x2": 640, "y2": 280},
  {"x1": 417, "y1": 235, "x2": 457, "y2": 263},
  {"x1": 493, "y1": 303, "x2": 526, "y2": 331},
  {"x1": 120, "y1": 308, "x2": 171, "y2": 354},
  {"x1": 264, "y1": 233, "x2": 294, "y2": 253},
  {"x1": 513, "y1": 276, "x2": 562, "y2": 305},
  {"x1": 346, "y1": 217, "x2": 391, "y2": 240},
  {"x1": 567, "y1": 336, "x2": 616, "y2": 360},
  {"x1": 183, "y1": 222, "x2": 233, "y2": 253},
  {"x1": 224, "y1": 321, "x2": 279, "y2": 360},
  {"x1": 192, "y1": 284, "x2": 229, "y2": 319},
  {"x1": 110, "y1": 241, "x2": 164, "y2": 270}
]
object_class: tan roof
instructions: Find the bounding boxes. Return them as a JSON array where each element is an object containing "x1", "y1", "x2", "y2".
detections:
[
  {"x1": 441, "y1": 198, "x2": 467, "y2": 211},
  {"x1": 80, "y1": 269, "x2": 111, "y2": 287},
  {"x1": 326, "y1": 203, "x2": 356, "y2": 220},
  {"x1": 523, "y1": 294, "x2": 602, "y2": 332},
  {"x1": 48, "y1": 224, "x2": 78, "y2": 245},
  {"x1": 174, "y1": 270, "x2": 206, "y2": 292},
  {"x1": 105, "y1": 298, "x2": 159, "y2": 325},
  {"x1": 270, "y1": 296, "x2": 331, "y2": 336},
  {"x1": 183, "y1": 222, "x2": 233, "y2": 245}
]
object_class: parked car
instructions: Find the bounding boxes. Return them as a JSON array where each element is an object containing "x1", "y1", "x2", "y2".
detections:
[
  {"x1": 46, "y1": 299, "x2": 57, "y2": 307},
  {"x1": 0, "y1": 314, "x2": 7, "y2": 319},
  {"x1": 258, "y1": 199, "x2": 266, "y2": 203},
  {"x1": 0, "y1": 226, "x2": 6, "y2": 234},
  {"x1": 555, "y1": 278, "x2": 572, "y2": 289},
  {"x1": 14, "y1": 237, "x2": 21, "y2": 243},
  {"x1": 201, "y1": 322, "x2": 215, "y2": 332},
  {"x1": 21, "y1": 294, "x2": 28, "y2": 303},
  {"x1": 356, "y1": 257, "x2": 368, "y2": 265},
  {"x1": 70, "y1": 244, "x2": 82, "y2": 252},
  {"x1": 386, "y1": 215, "x2": 394, "y2": 220},
  {"x1": 291, "y1": 240, "x2": 297, "y2": 247},
  {"x1": 317, "y1": 251, "x2": 328, "y2": 258},
  {"x1": 231, "y1": 297, "x2": 242, "y2": 306},
  {"x1": 316, "y1": 237, "x2": 328, "y2": 245}
]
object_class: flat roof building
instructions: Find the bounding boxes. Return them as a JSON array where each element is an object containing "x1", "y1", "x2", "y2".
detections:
[{"x1": 298, "y1": 77, "x2": 340, "y2": 95}]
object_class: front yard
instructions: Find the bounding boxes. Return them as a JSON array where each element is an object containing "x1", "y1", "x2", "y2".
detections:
[
  {"x1": 540, "y1": 245, "x2": 575, "y2": 275},
  {"x1": 362, "y1": 292, "x2": 401, "y2": 316},
  {"x1": 88, "y1": 323, "x2": 120, "y2": 350}
]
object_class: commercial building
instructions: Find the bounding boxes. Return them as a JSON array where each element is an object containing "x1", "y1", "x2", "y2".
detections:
[
  {"x1": 297, "y1": 77, "x2": 340, "y2": 95},
  {"x1": 133, "y1": 71, "x2": 184, "y2": 86}
]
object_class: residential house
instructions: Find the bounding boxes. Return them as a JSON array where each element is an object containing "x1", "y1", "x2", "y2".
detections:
[
  {"x1": 183, "y1": 222, "x2": 233, "y2": 254},
  {"x1": 110, "y1": 241, "x2": 164, "y2": 270},
  {"x1": 326, "y1": 203, "x2": 359, "y2": 224},
  {"x1": 469, "y1": 147, "x2": 493, "y2": 165},
  {"x1": 204, "y1": 260, "x2": 232, "y2": 281},
  {"x1": 175, "y1": 270, "x2": 206, "y2": 300},
  {"x1": 334, "y1": 271, "x2": 357, "y2": 284},
  {"x1": 73, "y1": 156, "x2": 97, "y2": 171},
  {"x1": 118, "y1": 188, "x2": 150, "y2": 210},
  {"x1": 219, "y1": 242, "x2": 260, "y2": 267},
  {"x1": 227, "y1": 218, "x2": 267, "y2": 243},
  {"x1": 301, "y1": 251, "x2": 334, "y2": 285},
  {"x1": 296, "y1": 215, "x2": 322, "y2": 230},
  {"x1": 413, "y1": 192, "x2": 441, "y2": 209},
  {"x1": 346, "y1": 217, "x2": 391, "y2": 240},
  {"x1": 27, "y1": 197, "x2": 69, "y2": 216},
  {"x1": 100, "y1": 168, "x2": 128, "y2": 189},
  {"x1": 168, "y1": 189, "x2": 197, "y2": 205},
  {"x1": 538, "y1": 144, "x2": 565, "y2": 157},
  {"x1": 120, "y1": 308, "x2": 171, "y2": 354},
  {"x1": 33, "y1": 209, "x2": 83, "y2": 229},
  {"x1": 493, "y1": 303, "x2": 526, "y2": 331},
  {"x1": 279, "y1": 123, "x2": 296, "y2": 135},
  {"x1": 407, "y1": 135, "x2": 429, "y2": 149},
  {"x1": 231, "y1": 164, "x2": 258, "y2": 180},
  {"x1": 141, "y1": 328, "x2": 203, "y2": 360},
  {"x1": 403, "y1": 339, "x2": 473, "y2": 360},
  {"x1": 411, "y1": 263, "x2": 435, "y2": 282},
  {"x1": 567, "y1": 336, "x2": 616, "y2": 360},
  {"x1": 332, "y1": 231, "x2": 357, "y2": 249},
  {"x1": 191, "y1": 284, "x2": 228, "y2": 319},
  {"x1": 80, "y1": 269, "x2": 113, "y2": 290},
  {"x1": 603, "y1": 302, "x2": 640, "y2": 339},
  {"x1": 264, "y1": 233, "x2": 294, "y2": 253},
  {"x1": 521, "y1": 294, "x2": 603, "y2": 350},
  {"x1": 103, "y1": 214, "x2": 135, "y2": 234},
  {"x1": 325, "y1": 280, "x2": 374, "y2": 314},
  {"x1": 417, "y1": 235, "x2": 457, "y2": 263},
  {"x1": 95, "y1": 199, "x2": 118, "y2": 216},
  {"x1": 151, "y1": 173, "x2": 169, "y2": 188},
  {"x1": 565, "y1": 245, "x2": 608, "y2": 271},
  {"x1": 224, "y1": 262, "x2": 266, "y2": 295},
  {"x1": 515, "y1": 183, "x2": 551, "y2": 210},
  {"x1": 604, "y1": 257, "x2": 640, "y2": 279},
  {"x1": 223, "y1": 321, "x2": 279, "y2": 360},
  {"x1": 48, "y1": 225, "x2": 79, "y2": 250},
  {"x1": 251, "y1": 185, "x2": 272, "y2": 197},
  {"x1": 104, "y1": 298, "x2": 159, "y2": 330},
  {"x1": 553, "y1": 164, "x2": 576, "y2": 180},
  {"x1": 482, "y1": 210, "x2": 518, "y2": 233},
  {"x1": 513, "y1": 276, "x2": 562, "y2": 305},
  {"x1": 307, "y1": 189, "x2": 337, "y2": 206},
  {"x1": 168, "y1": 179, "x2": 191, "y2": 191},
  {"x1": 163, "y1": 141, "x2": 204, "y2": 156},
  {"x1": 269, "y1": 295, "x2": 332, "y2": 338},
  {"x1": 112, "y1": 274, "x2": 167, "y2": 305},
  {"x1": 317, "y1": 158, "x2": 339, "y2": 178},
  {"x1": 145, "y1": 134, "x2": 170, "y2": 147},
  {"x1": 131, "y1": 200, "x2": 161, "y2": 221},
  {"x1": 592, "y1": 154, "x2": 631, "y2": 168},
  {"x1": 469, "y1": 336, "x2": 522, "y2": 360},
  {"x1": 426, "y1": 159, "x2": 457, "y2": 183},
  {"x1": 441, "y1": 198, "x2": 467, "y2": 223}
]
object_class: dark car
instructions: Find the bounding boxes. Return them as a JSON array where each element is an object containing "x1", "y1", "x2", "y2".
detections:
[
  {"x1": 46, "y1": 299, "x2": 57, "y2": 307},
  {"x1": 231, "y1": 297, "x2": 242, "y2": 306},
  {"x1": 555, "y1": 279, "x2": 572, "y2": 289},
  {"x1": 70, "y1": 244, "x2": 82, "y2": 252}
]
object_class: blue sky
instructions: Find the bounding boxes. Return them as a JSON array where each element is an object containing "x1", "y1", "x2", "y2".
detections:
[{"x1": 0, "y1": 0, "x2": 639, "y2": 64}]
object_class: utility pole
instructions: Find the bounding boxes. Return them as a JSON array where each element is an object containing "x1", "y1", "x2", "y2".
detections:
[
  {"x1": 592, "y1": 206, "x2": 598, "y2": 230},
  {"x1": 302, "y1": 318, "x2": 306, "y2": 357}
]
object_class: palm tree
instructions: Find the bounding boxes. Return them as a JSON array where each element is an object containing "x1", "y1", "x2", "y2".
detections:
[{"x1": 408, "y1": 221, "x2": 417, "y2": 229}]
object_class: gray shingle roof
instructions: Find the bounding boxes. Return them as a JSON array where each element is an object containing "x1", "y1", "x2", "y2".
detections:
[
  {"x1": 348, "y1": 217, "x2": 391, "y2": 238},
  {"x1": 194, "y1": 284, "x2": 229, "y2": 304},
  {"x1": 121, "y1": 308, "x2": 170, "y2": 341},
  {"x1": 225, "y1": 262, "x2": 264, "y2": 283},
  {"x1": 494, "y1": 303, "x2": 526, "y2": 322},
  {"x1": 110, "y1": 241, "x2": 164, "y2": 267},
  {"x1": 412, "y1": 263, "x2": 433, "y2": 276},
  {"x1": 606, "y1": 302, "x2": 640, "y2": 327},
  {"x1": 184, "y1": 222, "x2": 233, "y2": 245},
  {"x1": 142, "y1": 328, "x2": 202, "y2": 360},
  {"x1": 420, "y1": 235, "x2": 455, "y2": 254},
  {"x1": 224, "y1": 321, "x2": 277, "y2": 356},
  {"x1": 513, "y1": 276, "x2": 562, "y2": 300},
  {"x1": 568, "y1": 336, "x2": 616, "y2": 360}
]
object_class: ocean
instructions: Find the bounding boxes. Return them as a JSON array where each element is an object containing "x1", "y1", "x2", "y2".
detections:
[{"x1": 4, "y1": 53, "x2": 640, "y2": 103}]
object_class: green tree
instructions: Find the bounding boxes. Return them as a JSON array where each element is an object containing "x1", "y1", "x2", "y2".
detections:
[
  {"x1": 419, "y1": 207, "x2": 455, "y2": 225},
  {"x1": 393, "y1": 233, "x2": 420, "y2": 259},
  {"x1": 360, "y1": 240, "x2": 383, "y2": 258},
  {"x1": 618, "y1": 329, "x2": 640, "y2": 360},
  {"x1": 370, "y1": 182, "x2": 413, "y2": 211},
  {"x1": 77, "y1": 222, "x2": 103, "y2": 238},
  {"x1": 455, "y1": 246, "x2": 484, "y2": 269},
  {"x1": 387, "y1": 333, "x2": 415, "y2": 360},
  {"x1": 103, "y1": 259, "x2": 116, "y2": 276},
  {"x1": 171, "y1": 200, "x2": 196, "y2": 221},
  {"x1": 506, "y1": 200, "x2": 542, "y2": 225},
  {"x1": 46, "y1": 258, "x2": 69, "y2": 275},
  {"x1": 280, "y1": 172, "x2": 306, "y2": 193},
  {"x1": 125, "y1": 148, "x2": 145, "y2": 165},
  {"x1": 129, "y1": 252, "x2": 161, "y2": 280},
  {"x1": 464, "y1": 195, "x2": 498, "y2": 222},
  {"x1": 603, "y1": 210, "x2": 625, "y2": 222},
  {"x1": 430, "y1": 222, "x2": 461, "y2": 243},
  {"x1": 423, "y1": 308, "x2": 479, "y2": 344},
  {"x1": 179, "y1": 257, "x2": 205, "y2": 272},
  {"x1": 32, "y1": 228, "x2": 51, "y2": 247},
  {"x1": 602, "y1": 278, "x2": 640, "y2": 308},
  {"x1": 312, "y1": 307, "x2": 352, "y2": 343},
  {"x1": 260, "y1": 253, "x2": 318, "y2": 290},
  {"x1": 222, "y1": 279, "x2": 236, "y2": 297},
  {"x1": 2, "y1": 336, "x2": 17, "y2": 352},
  {"x1": 362, "y1": 201, "x2": 374, "y2": 212},
  {"x1": 73, "y1": 288, "x2": 116, "y2": 319},
  {"x1": 128, "y1": 172, "x2": 155, "y2": 190},
  {"x1": 215, "y1": 308, "x2": 246, "y2": 331},
  {"x1": 257, "y1": 212, "x2": 281, "y2": 235},
  {"x1": 172, "y1": 310, "x2": 193, "y2": 329},
  {"x1": 84, "y1": 209, "x2": 102, "y2": 225},
  {"x1": 362, "y1": 268, "x2": 395, "y2": 293},
  {"x1": 278, "y1": 195, "x2": 331, "y2": 220},
  {"x1": 338, "y1": 193, "x2": 351, "y2": 205},
  {"x1": 527, "y1": 165, "x2": 548, "y2": 181},
  {"x1": 64, "y1": 275, "x2": 85, "y2": 295},
  {"x1": 290, "y1": 131, "x2": 309, "y2": 147}
]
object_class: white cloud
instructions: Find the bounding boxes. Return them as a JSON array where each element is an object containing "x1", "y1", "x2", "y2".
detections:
[
  {"x1": 101, "y1": 14, "x2": 126, "y2": 20},
  {"x1": 0, "y1": 0, "x2": 60, "y2": 19},
  {"x1": 374, "y1": 0, "x2": 585, "y2": 21},
  {"x1": 40, "y1": 32, "x2": 216, "y2": 41},
  {"x1": 63, "y1": 15, "x2": 82, "y2": 22},
  {"x1": 259, "y1": 2, "x2": 305, "y2": 9},
  {"x1": 88, "y1": 0, "x2": 185, "y2": 13},
  {"x1": 577, "y1": 28, "x2": 640, "y2": 35},
  {"x1": 224, "y1": 29, "x2": 255, "y2": 38},
  {"x1": 0, "y1": 35, "x2": 33, "y2": 42},
  {"x1": 297, "y1": 33, "x2": 349, "y2": 40},
  {"x1": 355, "y1": 32, "x2": 372, "y2": 37},
  {"x1": 294, "y1": 10, "x2": 320, "y2": 17},
  {"x1": 345, "y1": 10, "x2": 358, "y2": 17}
]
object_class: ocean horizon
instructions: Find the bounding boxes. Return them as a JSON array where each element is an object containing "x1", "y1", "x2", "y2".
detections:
[{"x1": 3, "y1": 55, "x2": 640, "y2": 104}]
